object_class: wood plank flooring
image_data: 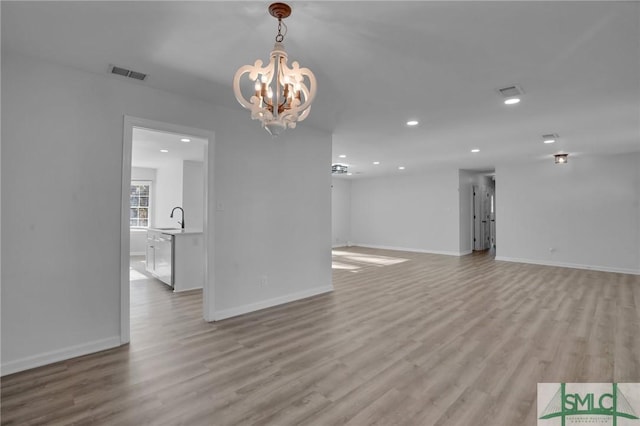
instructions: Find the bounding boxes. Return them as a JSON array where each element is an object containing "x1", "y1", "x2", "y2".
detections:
[{"x1": 2, "y1": 248, "x2": 639, "y2": 425}]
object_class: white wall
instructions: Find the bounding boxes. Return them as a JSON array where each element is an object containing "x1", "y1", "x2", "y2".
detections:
[
  {"x1": 331, "y1": 177, "x2": 351, "y2": 247},
  {"x1": 132, "y1": 166, "x2": 156, "y2": 182},
  {"x1": 182, "y1": 160, "x2": 204, "y2": 230},
  {"x1": 212, "y1": 121, "x2": 332, "y2": 318},
  {"x1": 350, "y1": 169, "x2": 463, "y2": 256},
  {"x1": 154, "y1": 158, "x2": 184, "y2": 228},
  {"x1": 1, "y1": 51, "x2": 332, "y2": 375},
  {"x1": 130, "y1": 167, "x2": 156, "y2": 255},
  {"x1": 496, "y1": 152, "x2": 640, "y2": 274}
]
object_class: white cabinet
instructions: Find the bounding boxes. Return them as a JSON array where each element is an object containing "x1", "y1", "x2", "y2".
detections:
[
  {"x1": 145, "y1": 229, "x2": 203, "y2": 292},
  {"x1": 145, "y1": 234, "x2": 156, "y2": 273},
  {"x1": 173, "y1": 233, "x2": 204, "y2": 292},
  {"x1": 154, "y1": 234, "x2": 173, "y2": 286},
  {"x1": 145, "y1": 230, "x2": 173, "y2": 288}
]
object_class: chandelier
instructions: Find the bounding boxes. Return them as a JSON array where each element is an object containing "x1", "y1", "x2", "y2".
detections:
[{"x1": 233, "y1": 3, "x2": 317, "y2": 136}]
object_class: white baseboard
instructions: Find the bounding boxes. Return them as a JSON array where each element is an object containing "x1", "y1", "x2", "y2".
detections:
[
  {"x1": 494, "y1": 256, "x2": 640, "y2": 275},
  {"x1": 1, "y1": 335, "x2": 122, "y2": 377},
  {"x1": 354, "y1": 243, "x2": 470, "y2": 257},
  {"x1": 173, "y1": 285, "x2": 202, "y2": 293},
  {"x1": 213, "y1": 285, "x2": 334, "y2": 321}
]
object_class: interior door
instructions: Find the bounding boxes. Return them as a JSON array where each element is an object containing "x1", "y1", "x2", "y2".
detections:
[
  {"x1": 473, "y1": 185, "x2": 491, "y2": 250},
  {"x1": 489, "y1": 186, "x2": 496, "y2": 248}
]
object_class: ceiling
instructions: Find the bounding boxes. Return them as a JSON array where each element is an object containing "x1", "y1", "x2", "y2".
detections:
[
  {"x1": 3, "y1": 1, "x2": 639, "y2": 178},
  {"x1": 132, "y1": 128, "x2": 206, "y2": 169}
]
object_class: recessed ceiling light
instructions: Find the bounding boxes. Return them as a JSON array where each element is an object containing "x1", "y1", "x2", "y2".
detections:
[
  {"x1": 373, "y1": 161, "x2": 380, "y2": 165},
  {"x1": 180, "y1": 138, "x2": 191, "y2": 143},
  {"x1": 398, "y1": 166, "x2": 406, "y2": 170},
  {"x1": 346, "y1": 172, "x2": 353, "y2": 176},
  {"x1": 543, "y1": 134, "x2": 558, "y2": 144},
  {"x1": 406, "y1": 120, "x2": 419, "y2": 126},
  {"x1": 160, "y1": 149, "x2": 169, "y2": 153},
  {"x1": 471, "y1": 149, "x2": 480, "y2": 153},
  {"x1": 554, "y1": 153, "x2": 569, "y2": 164},
  {"x1": 338, "y1": 154, "x2": 347, "y2": 158},
  {"x1": 497, "y1": 85, "x2": 524, "y2": 105}
]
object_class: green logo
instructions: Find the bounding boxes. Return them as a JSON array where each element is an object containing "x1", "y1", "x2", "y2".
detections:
[{"x1": 538, "y1": 383, "x2": 639, "y2": 425}]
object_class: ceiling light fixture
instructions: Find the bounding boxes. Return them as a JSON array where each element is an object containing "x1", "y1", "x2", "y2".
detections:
[
  {"x1": 543, "y1": 134, "x2": 558, "y2": 144},
  {"x1": 398, "y1": 166, "x2": 406, "y2": 170},
  {"x1": 180, "y1": 138, "x2": 191, "y2": 143},
  {"x1": 233, "y1": 3, "x2": 317, "y2": 137},
  {"x1": 471, "y1": 149, "x2": 480, "y2": 153},
  {"x1": 554, "y1": 153, "x2": 569, "y2": 164},
  {"x1": 332, "y1": 164, "x2": 348, "y2": 174},
  {"x1": 160, "y1": 149, "x2": 169, "y2": 153},
  {"x1": 497, "y1": 85, "x2": 524, "y2": 105},
  {"x1": 406, "y1": 120, "x2": 419, "y2": 126},
  {"x1": 338, "y1": 154, "x2": 347, "y2": 158},
  {"x1": 373, "y1": 161, "x2": 380, "y2": 165}
]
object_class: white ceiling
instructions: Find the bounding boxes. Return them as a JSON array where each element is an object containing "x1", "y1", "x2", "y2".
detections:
[
  {"x1": 3, "y1": 1, "x2": 639, "y2": 178},
  {"x1": 132, "y1": 128, "x2": 206, "y2": 169}
]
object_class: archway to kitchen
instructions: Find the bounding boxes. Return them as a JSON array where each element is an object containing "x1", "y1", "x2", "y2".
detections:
[{"x1": 120, "y1": 116, "x2": 215, "y2": 344}]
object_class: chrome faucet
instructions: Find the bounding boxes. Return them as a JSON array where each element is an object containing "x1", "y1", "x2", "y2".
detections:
[{"x1": 170, "y1": 207, "x2": 185, "y2": 229}]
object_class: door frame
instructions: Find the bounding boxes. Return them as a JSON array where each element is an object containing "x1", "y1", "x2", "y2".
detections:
[{"x1": 120, "y1": 115, "x2": 215, "y2": 344}]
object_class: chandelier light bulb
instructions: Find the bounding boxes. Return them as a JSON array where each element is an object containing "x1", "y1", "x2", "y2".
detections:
[{"x1": 233, "y1": 2, "x2": 317, "y2": 136}]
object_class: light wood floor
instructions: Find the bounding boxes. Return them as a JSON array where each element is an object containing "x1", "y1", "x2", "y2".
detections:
[{"x1": 2, "y1": 248, "x2": 639, "y2": 425}]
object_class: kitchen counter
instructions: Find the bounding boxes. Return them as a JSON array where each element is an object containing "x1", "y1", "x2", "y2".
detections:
[
  {"x1": 150, "y1": 228, "x2": 203, "y2": 235},
  {"x1": 146, "y1": 228, "x2": 204, "y2": 292}
]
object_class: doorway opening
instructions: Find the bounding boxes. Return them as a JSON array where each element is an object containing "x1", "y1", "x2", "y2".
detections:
[
  {"x1": 472, "y1": 172, "x2": 496, "y2": 253},
  {"x1": 120, "y1": 116, "x2": 215, "y2": 344}
]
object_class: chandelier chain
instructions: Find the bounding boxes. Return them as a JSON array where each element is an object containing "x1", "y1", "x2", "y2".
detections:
[{"x1": 275, "y1": 19, "x2": 287, "y2": 42}]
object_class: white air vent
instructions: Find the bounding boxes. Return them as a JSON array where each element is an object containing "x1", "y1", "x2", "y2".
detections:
[
  {"x1": 497, "y1": 85, "x2": 524, "y2": 98},
  {"x1": 109, "y1": 64, "x2": 147, "y2": 81}
]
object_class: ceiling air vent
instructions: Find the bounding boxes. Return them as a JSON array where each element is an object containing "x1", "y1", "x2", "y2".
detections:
[
  {"x1": 497, "y1": 85, "x2": 524, "y2": 99},
  {"x1": 109, "y1": 64, "x2": 147, "y2": 81}
]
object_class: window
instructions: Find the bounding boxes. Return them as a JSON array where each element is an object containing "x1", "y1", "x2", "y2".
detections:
[{"x1": 130, "y1": 181, "x2": 151, "y2": 228}]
